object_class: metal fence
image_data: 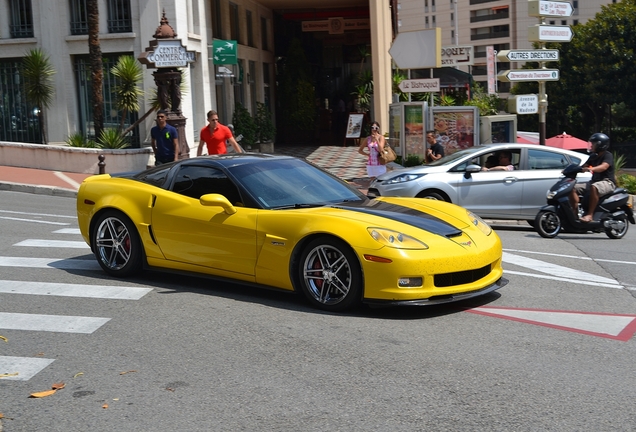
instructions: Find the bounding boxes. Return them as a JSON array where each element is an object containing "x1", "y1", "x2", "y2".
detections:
[{"x1": 0, "y1": 59, "x2": 42, "y2": 144}]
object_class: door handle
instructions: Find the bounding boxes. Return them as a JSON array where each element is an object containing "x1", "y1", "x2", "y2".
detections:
[{"x1": 503, "y1": 177, "x2": 518, "y2": 184}]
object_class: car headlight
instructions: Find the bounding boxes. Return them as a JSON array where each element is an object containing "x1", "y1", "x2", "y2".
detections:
[
  {"x1": 367, "y1": 228, "x2": 429, "y2": 249},
  {"x1": 382, "y1": 173, "x2": 425, "y2": 185},
  {"x1": 467, "y1": 211, "x2": 492, "y2": 236}
]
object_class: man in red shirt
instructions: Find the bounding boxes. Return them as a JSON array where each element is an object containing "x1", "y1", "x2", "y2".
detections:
[{"x1": 197, "y1": 110, "x2": 243, "y2": 155}]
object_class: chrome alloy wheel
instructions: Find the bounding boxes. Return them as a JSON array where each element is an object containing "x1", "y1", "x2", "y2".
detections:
[
  {"x1": 95, "y1": 215, "x2": 133, "y2": 271},
  {"x1": 302, "y1": 244, "x2": 353, "y2": 307}
]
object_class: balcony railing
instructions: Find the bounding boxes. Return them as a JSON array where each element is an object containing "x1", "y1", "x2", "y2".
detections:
[
  {"x1": 471, "y1": 30, "x2": 510, "y2": 41},
  {"x1": 470, "y1": 11, "x2": 509, "y2": 23}
]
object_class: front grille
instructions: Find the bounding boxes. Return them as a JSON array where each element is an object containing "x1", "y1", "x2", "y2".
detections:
[{"x1": 434, "y1": 264, "x2": 491, "y2": 287}]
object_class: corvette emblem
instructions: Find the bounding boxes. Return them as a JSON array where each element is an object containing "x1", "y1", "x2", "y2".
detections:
[{"x1": 460, "y1": 241, "x2": 473, "y2": 246}]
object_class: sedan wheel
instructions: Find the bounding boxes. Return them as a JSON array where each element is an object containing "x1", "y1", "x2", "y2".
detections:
[
  {"x1": 298, "y1": 237, "x2": 362, "y2": 312},
  {"x1": 93, "y1": 211, "x2": 142, "y2": 277},
  {"x1": 416, "y1": 191, "x2": 445, "y2": 201},
  {"x1": 535, "y1": 210, "x2": 561, "y2": 238}
]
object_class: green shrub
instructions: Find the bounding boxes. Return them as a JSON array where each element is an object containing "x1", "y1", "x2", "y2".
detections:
[
  {"x1": 255, "y1": 102, "x2": 276, "y2": 143},
  {"x1": 617, "y1": 173, "x2": 636, "y2": 194},
  {"x1": 65, "y1": 132, "x2": 97, "y2": 148},
  {"x1": 403, "y1": 154, "x2": 423, "y2": 167},
  {"x1": 232, "y1": 103, "x2": 257, "y2": 148},
  {"x1": 97, "y1": 129, "x2": 130, "y2": 149}
]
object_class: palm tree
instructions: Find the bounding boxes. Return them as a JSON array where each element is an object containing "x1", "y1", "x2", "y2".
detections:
[
  {"x1": 111, "y1": 55, "x2": 143, "y2": 134},
  {"x1": 22, "y1": 48, "x2": 55, "y2": 144},
  {"x1": 87, "y1": 0, "x2": 104, "y2": 141}
]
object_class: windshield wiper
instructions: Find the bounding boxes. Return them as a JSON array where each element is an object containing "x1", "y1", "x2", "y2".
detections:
[{"x1": 272, "y1": 203, "x2": 326, "y2": 210}]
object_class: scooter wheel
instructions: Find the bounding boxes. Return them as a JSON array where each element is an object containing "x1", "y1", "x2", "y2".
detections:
[
  {"x1": 535, "y1": 210, "x2": 561, "y2": 238},
  {"x1": 605, "y1": 218, "x2": 629, "y2": 239}
]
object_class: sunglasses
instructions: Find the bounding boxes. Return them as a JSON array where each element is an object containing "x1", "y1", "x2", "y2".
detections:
[{"x1": 371, "y1": 126, "x2": 379, "y2": 130}]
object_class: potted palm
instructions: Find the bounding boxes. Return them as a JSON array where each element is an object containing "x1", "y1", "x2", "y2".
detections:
[{"x1": 255, "y1": 102, "x2": 276, "y2": 153}]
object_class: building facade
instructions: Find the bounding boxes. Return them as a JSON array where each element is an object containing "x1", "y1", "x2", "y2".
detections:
[{"x1": 0, "y1": 0, "x2": 619, "y2": 152}]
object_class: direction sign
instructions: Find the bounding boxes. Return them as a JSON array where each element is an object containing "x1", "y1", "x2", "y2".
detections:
[
  {"x1": 528, "y1": 0, "x2": 573, "y2": 18},
  {"x1": 528, "y1": 25, "x2": 573, "y2": 42},
  {"x1": 398, "y1": 78, "x2": 440, "y2": 93},
  {"x1": 389, "y1": 29, "x2": 441, "y2": 69},
  {"x1": 508, "y1": 94, "x2": 539, "y2": 114},
  {"x1": 498, "y1": 69, "x2": 560, "y2": 82},
  {"x1": 497, "y1": 49, "x2": 559, "y2": 62}
]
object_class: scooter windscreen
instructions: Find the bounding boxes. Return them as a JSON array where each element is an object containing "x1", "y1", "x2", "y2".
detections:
[{"x1": 561, "y1": 163, "x2": 583, "y2": 179}]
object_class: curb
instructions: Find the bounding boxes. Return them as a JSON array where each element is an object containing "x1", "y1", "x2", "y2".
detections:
[{"x1": 0, "y1": 181, "x2": 78, "y2": 198}]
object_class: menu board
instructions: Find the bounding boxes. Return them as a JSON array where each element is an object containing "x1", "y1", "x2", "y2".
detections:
[{"x1": 431, "y1": 108, "x2": 477, "y2": 151}]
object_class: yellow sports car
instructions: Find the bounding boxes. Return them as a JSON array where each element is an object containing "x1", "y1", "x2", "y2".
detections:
[{"x1": 77, "y1": 154, "x2": 507, "y2": 312}]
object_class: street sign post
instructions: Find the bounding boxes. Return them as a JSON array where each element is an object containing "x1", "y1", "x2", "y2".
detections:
[
  {"x1": 497, "y1": 49, "x2": 559, "y2": 62},
  {"x1": 528, "y1": 25, "x2": 573, "y2": 42},
  {"x1": 498, "y1": 69, "x2": 560, "y2": 82},
  {"x1": 528, "y1": 0, "x2": 573, "y2": 17},
  {"x1": 397, "y1": 78, "x2": 440, "y2": 93}
]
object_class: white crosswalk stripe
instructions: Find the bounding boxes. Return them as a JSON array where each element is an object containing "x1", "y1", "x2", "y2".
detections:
[
  {"x1": 0, "y1": 312, "x2": 110, "y2": 333},
  {"x1": 14, "y1": 239, "x2": 89, "y2": 248},
  {"x1": 0, "y1": 256, "x2": 100, "y2": 270},
  {"x1": 0, "y1": 280, "x2": 152, "y2": 300},
  {"x1": 1, "y1": 227, "x2": 151, "y2": 382},
  {"x1": 0, "y1": 356, "x2": 56, "y2": 381}
]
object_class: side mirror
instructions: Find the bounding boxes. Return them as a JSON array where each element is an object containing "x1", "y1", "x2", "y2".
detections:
[
  {"x1": 200, "y1": 193, "x2": 237, "y2": 215},
  {"x1": 464, "y1": 164, "x2": 482, "y2": 179}
]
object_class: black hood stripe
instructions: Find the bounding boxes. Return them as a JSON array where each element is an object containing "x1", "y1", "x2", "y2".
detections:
[{"x1": 332, "y1": 201, "x2": 463, "y2": 237}]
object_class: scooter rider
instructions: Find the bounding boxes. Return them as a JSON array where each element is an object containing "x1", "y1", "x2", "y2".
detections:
[{"x1": 569, "y1": 132, "x2": 616, "y2": 223}]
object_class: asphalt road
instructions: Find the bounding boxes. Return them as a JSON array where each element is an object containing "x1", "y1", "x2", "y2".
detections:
[{"x1": 1, "y1": 190, "x2": 635, "y2": 431}]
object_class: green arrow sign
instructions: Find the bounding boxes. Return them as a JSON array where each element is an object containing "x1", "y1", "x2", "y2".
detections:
[{"x1": 211, "y1": 40, "x2": 237, "y2": 65}]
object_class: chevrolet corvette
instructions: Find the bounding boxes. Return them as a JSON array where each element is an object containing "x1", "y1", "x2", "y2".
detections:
[{"x1": 77, "y1": 154, "x2": 507, "y2": 312}]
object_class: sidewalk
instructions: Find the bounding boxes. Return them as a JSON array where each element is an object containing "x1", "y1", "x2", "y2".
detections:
[{"x1": 0, "y1": 145, "x2": 373, "y2": 198}]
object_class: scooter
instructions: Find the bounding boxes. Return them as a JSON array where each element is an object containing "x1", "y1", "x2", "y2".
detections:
[{"x1": 534, "y1": 163, "x2": 635, "y2": 239}]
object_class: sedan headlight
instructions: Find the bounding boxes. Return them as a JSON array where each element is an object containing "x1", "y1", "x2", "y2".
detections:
[
  {"x1": 367, "y1": 228, "x2": 429, "y2": 249},
  {"x1": 467, "y1": 211, "x2": 492, "y2": 236},
  {"x1": 382, "y1": 173, "x2": 425, "y2": 185}
]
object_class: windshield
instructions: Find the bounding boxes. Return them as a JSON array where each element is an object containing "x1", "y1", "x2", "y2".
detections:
[
  {"x1": 228, "y1": 158, "x2": 367, "y2": 209},
  {"x1": 426, "y1": 146, "x2": 486, "y2": 166}
]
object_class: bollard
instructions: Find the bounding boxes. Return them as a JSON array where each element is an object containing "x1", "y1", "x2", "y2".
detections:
[{"x1": 98, "y1": 154, "x2": 105, "y2": 174}]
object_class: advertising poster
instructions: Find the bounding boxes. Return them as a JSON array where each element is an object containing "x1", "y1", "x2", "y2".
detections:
[
  {"x1": 345, "y1": 113, "x2": 365, "y2": 138},
  {"x1": 388, "y1": 104, "x2": 402, "y2": 156},
  {"x1": 404, "y1": 104, "x2": 425, "y2": 157},
  {"x1": 432, "y1": 109, "x2": 476, "y2": 151}
]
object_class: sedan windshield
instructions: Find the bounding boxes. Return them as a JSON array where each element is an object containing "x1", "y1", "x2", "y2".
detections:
[
  {"x1": 228, "y1": 158, "x2": 367, "y2": 209},
  {"x1": 426, "y1": 146, "x2": 487, "y2": 166}
]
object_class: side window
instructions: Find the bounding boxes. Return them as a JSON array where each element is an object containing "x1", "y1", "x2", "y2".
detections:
[
  {"x1": 528, "y1": 149, "x2": 570, "y2": 170},
  {"x1": 135, "y1": 165, "x2": 171, "y2": 188},
  {"x1": 172, "y1": 166, "x2": 242, "y2": 204}
]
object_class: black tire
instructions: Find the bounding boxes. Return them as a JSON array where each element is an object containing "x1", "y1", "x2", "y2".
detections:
[
  {"x1": 417, "y1": 191, "x2": 446, "y2": 201},
  {"x1": 605, "y1": 218, "x2": 629, "y2": 239},
  {"x1": 92, "y1": 210, "x2": 143, "y2": 277},
  {"x1": 297, "y1": 237, "x2": 362, "y2": 312},
  {"x1": 535, "y1": 210, "x2": 561, "y2": 238}
]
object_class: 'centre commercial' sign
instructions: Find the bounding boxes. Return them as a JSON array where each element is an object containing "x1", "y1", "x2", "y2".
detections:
[{"x1": 139, "y1": 40, "x2": 196, "y2": 68}]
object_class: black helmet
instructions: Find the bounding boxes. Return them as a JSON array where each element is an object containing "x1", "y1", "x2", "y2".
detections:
[{"x1": 589, "y1": 132, "x2": 610, "y2": 151}]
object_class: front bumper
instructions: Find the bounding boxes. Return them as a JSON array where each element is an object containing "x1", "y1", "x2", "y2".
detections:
[{"x1": 362, "y1": 277, "x2": 508, "y2": 307}]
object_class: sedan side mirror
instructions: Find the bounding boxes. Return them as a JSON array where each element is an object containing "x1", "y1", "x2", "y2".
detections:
[{"x1": 464, "y1": 164, "x2": 482, "y2": 179}]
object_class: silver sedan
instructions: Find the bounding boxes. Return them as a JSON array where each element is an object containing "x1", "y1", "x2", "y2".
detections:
[{"x1": 368, "y1": 144, "x2": 591, "y2": 221}]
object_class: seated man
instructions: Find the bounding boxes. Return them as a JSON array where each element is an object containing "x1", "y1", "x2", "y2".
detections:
[
  {"x1": 569, "y1": 133, "x2": 616, "y2": 222},
  {"x1": 482, "y1": 151, "x2": 514, "y2": 171}
]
